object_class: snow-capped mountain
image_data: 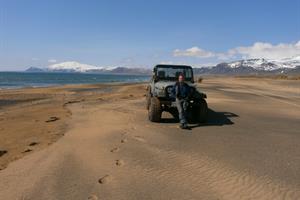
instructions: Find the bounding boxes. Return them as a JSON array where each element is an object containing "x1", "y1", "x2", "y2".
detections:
[
  {"x1": 26, "y1": 57, "x2": 300, "y2": 75},
  {"x1": 272, "y1": 56, "x2": 300, "y2": 69},
  {"x1": 26, "y1": 61, "x2": 152, "y2": 75},
  {"x1": 47, "y1": 61, "x2": 104, "y2": 72},
  {"x1": 226, "y1": 56, "x2": 300, "y2": 71},
  {"x1": 194, "y1": 56, "x2": 300, "y2": 75}
]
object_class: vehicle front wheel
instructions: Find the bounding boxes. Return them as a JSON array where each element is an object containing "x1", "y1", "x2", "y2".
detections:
[
  {"x1": 148, "y1": 97, "x2": 162, "y2": 122},
  {"x1": 146, "y1": 90, "x2": 151, "y2": 110}
]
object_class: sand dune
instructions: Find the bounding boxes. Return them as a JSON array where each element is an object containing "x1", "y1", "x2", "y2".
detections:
[{"x1": 0, "y1": 78, "x2": 299, "y2": 199}]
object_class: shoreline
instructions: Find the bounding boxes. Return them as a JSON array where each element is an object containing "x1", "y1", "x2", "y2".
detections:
[
  {"x1": 0, "y1": 71, "x2": 150, "y2": 90},
  {"x1": 0, "y1": 80, "x2": 149, "y2": 91},
  {"x1": 0, "y1": 82, "x2": 146, "y2": 170}
]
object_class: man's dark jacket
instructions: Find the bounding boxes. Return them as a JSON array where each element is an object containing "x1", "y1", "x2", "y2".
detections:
[{"x1": 172, "y1": 82, "x2": 190, "y2": 100}]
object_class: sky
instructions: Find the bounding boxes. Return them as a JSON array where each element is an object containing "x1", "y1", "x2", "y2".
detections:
[{"x1": 0, "y1": 0, "x2": 300, "y2": 71}]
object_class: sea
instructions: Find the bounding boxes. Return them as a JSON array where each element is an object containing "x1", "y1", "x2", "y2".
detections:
[{"x1": 0, "y1": 72, "x2": 151, "y2": 89}]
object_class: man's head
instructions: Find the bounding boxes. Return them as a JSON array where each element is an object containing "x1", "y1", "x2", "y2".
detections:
[{"x1": 178, "y1": 74, "x2": 185, "y2": 82}]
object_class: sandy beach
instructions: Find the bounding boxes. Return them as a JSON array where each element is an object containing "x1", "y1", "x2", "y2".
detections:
[{"x1": 0, "y1": 77, "x2": 300, "y2": 200}]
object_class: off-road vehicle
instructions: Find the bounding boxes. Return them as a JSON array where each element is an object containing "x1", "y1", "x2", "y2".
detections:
[{"x1": 146, "y1": 64, "x2": 208, "y2": 122}]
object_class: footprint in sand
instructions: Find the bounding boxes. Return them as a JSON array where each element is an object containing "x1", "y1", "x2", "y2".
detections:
[
  {"x1": 45, "y1": 116, "x2": 60, "y2": 123},
  {"x1": 22, "y1": 149, "x2": 32, "y2": 153},
  {"x1": 115, "y1": 159, "x2": 124, "y2": 166},
  {"x1": 121, "y1": 131, "x2": 128, "y2": 136},
  {"x1": 98, "y1": 175, "x2": 111, "y2": 184},
  {"x1": 121, "y1": 138, "x2": 128, "y2": 143},
  {"x1": 87, "y1": 195, "x2": 98, "y2": 200},
  {"x1": 0, "y1": 150, "x2": 7, "y2": 157},
  {"x1": 29, "y1": 142, "x2": 39, "y2": 146},
  {"x1": 110, "y1": 147, "x2": 120, "y2": 153},
  {"x1": 133, "y1": 135, "x2": 146, "y2": 143}
]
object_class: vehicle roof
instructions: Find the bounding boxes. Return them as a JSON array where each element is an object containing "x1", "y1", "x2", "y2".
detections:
[{"x1": 154, "y1": 64, "x2": 192, "y2": 69}]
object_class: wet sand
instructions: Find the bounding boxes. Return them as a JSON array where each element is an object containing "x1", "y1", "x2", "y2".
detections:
[{"x1": 0, "y1": 77, "x2": 299, "y2": 199}]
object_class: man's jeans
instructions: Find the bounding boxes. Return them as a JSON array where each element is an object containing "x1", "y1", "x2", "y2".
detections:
[{"x1": 176, "y1": 98, "x2": 188, "y2": 124}]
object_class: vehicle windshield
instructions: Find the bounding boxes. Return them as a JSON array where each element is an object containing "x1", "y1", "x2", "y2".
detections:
[{"x1": 155, "y1": 66, "x2": 193, "y2": 81}]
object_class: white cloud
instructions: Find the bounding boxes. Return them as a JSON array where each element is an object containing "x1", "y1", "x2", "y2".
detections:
[
  {"x1": 194, "y1": 62, "x2": 218, "y2": 68},
  {"x1": 230, "y1": 41, "x2": 300, "y2": 60},
  {"x1": 173, "y1": 46, "x2": 215, "y2": 58},
  {"x1": 48, "y1": 59, "x2": 57, "y2": 63},
  {"x1": 173, "y1": 40, "x2": 300, "y2": 60}
]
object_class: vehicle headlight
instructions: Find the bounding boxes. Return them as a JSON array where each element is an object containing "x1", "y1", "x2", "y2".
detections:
[{"x1": 167, "y1": 87, "x2": 173, "y2": 94}]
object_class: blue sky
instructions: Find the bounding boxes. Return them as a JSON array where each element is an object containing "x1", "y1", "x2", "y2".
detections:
[{"x1": 0, "y1": 0, "x2": 300, "y2": 70}]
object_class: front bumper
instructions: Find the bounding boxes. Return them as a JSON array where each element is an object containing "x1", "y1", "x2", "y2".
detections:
[{"x1": 159, "y1": 99, "x2": 198, "y2": 108}]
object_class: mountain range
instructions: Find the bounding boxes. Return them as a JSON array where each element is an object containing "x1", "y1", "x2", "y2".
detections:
[
  {"x1": 193, "y1": 56, "x2": 300, "y2": 75},
  {"x1": 26, "y1": 56, "x2": 300, "y2": 75},
  {"x1": 26, "y1": 61, "x2": 152, "y2": 75}
]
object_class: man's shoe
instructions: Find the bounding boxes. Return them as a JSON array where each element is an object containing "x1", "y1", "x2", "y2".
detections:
[
  {"x1": 180, "y1": 123, "x2": 185, "y2": 129},
  {"x1": 180, "y1": 123, "x2": 189, "y2": 129},
  {"x1": 183, "y1": 123, "x2": 189, "y2": 129}
]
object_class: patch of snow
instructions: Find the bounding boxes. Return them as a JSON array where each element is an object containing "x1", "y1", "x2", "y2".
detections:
[
  {"x1": 48, "y1": 61, "x2": 103, "y2": 72},
  {"x1": 227, "y1": 56, "x2": 300, "y2": 71}
]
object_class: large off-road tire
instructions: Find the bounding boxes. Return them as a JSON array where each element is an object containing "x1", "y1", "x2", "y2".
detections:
[
  {"x1": 198, "y1": 99, "x2": 208, "y2": 122},
  {"x1": 146, "y1": 89, "x2": 151, "y2": 110},
  {"x1": 193, "y1": 99, "x2": 208, "y2": 123},
  {"x1": 148, "y1": 97, "x2": 162, "y2": 122}
]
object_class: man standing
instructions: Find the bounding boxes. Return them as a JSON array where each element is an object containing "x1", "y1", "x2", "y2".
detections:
[{"x1": 173, "y1": 74, "x2": 190, "y2": 129}]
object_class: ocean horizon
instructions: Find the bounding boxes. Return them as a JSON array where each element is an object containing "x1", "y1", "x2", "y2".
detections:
[{"x1": 0, "y1": 72, "x2": 150, "y2": 89}]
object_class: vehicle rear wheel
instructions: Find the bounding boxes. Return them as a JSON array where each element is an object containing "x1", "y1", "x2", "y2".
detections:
[
  {"x1": 192, "y1": 99, "x2": 208, "y2": 123},
  {"x1": 148, "y1": 97, "x2": 162, "y2": 122},
  {"x1": 197, "y1": 99, "x2": 208, "y2": 122}
]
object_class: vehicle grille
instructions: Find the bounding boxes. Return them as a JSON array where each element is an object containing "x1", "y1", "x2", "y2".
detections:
[{"x1": 165, "y1": 86, "x2": 174, "y2": 98}]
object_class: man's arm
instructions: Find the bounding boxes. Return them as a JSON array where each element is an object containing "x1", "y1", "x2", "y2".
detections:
[
  {"x1": 184, "y1": 83, "x2": 192, "y2": 100},
  {"x1": 171, "y1": 83, "x2": 177, "y2": 98},
  {"x1": 172, "y1": 82, "x2": 180, "y2": 99}
]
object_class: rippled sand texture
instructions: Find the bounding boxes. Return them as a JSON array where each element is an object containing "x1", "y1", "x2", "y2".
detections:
[{"x1": 0, "y1": 77, "x2": 299, "y2": 199}]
